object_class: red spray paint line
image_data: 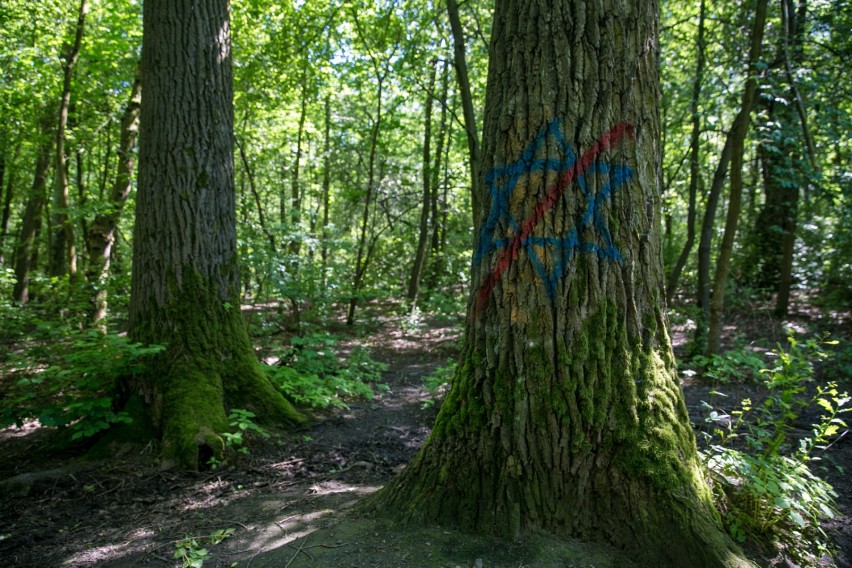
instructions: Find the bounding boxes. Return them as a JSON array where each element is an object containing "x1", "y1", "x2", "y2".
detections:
[{"x1": 474, "y1": 122, "x2": 634, "y2": 314}]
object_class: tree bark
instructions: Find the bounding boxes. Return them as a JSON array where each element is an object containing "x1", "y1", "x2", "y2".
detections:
[
  {"x1": 49, "y1": 0, "x2": 87, "y2": 279},
  {"x1": 665, "y1": 0, "x2": 706, "y2": 303},
  {"x1": 367, "y1": 1, "x2": 748, "y2": 565},
  {"x1": 128, "y1": 0, "x2": 304, "y2": 470},
  {"x1": 707, "y1": 0, "x2": 769, "y2": 355},
  {"x1": 86, "y1": 66, "x2": 141, "y2": 326}
]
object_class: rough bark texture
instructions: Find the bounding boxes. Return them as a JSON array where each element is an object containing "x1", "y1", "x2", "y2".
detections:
[
  {"x1": 129, "y1": 0, "x2": 304, "y2": 470},
  {"x1": 368, "y1": 1, "x2": 749, "y2": 566}
]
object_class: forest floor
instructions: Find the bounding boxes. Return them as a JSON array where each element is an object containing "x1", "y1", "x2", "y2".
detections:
[{"x1": 0, "y1": 298, "x2": 850, "y2": 568}]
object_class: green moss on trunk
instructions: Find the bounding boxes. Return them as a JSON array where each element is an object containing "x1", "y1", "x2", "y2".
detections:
[{"x1": 127, "y1": 270, "x2": 304, "y2": 470}]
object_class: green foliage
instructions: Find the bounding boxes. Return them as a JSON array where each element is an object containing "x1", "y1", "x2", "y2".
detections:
[
  {"x1": 700, "y1": 333, "x2": 849, "y2": 565},
  {"x1": 173, "y1": 528, "x2": 234, "y2": 568},
  {"x1": 222, "y1": 408, "x2": 270, "y2": 452},
  {"x1": 691, "y1": 343, "x2": 766, "y2": 384},
  {"x1": 421, "y1": 360, "x2": 456, "y2": 409},
  {"x1": 265, "y1": 333, "x2": 387, "y2": 409},
  {"x1": 1, "y1": 325, "x2": 163, "y2": 441}
]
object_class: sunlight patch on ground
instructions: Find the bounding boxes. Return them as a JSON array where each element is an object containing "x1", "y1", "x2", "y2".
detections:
[
  {"x1": 62, "y1": 540, "x2": 137, "y2": 566},
  {"x1": 307, "y1": 480, "x2": 380, "y2": 496},
  {"x1": 0, "y1": 419, "x2": 46, "y2": 442}
]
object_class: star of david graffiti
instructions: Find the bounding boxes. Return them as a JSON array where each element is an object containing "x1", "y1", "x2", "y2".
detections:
[{"x1": 474, "y1": 120, "x2": 635, "y2": 311}]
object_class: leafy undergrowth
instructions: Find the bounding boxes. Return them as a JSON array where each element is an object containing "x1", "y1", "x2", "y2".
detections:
[{"x1": 0, "y1": 301, "x2": 849, "y2": 568}]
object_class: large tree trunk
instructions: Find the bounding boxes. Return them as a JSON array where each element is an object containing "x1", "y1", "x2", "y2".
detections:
[
  {"x1": 86, "y1": 66, "x2": 141, "y2": 326},
  {"x1": 367, "y1": 1, "x2": 747, "y2": 566},
  {"x1": 128, "y1": 0, "x2": 304, "y2": 470}
]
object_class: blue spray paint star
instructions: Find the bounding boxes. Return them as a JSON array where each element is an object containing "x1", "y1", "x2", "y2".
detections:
[{"x1": 474, "y1": 119, "x2": 634, "y2": 298}]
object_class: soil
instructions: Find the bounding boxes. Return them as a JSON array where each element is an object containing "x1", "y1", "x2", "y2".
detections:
[{"x1": 0, "y1": 300, "x2": 850, "y2": 568}]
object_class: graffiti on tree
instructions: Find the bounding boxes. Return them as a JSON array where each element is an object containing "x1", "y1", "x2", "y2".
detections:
[{"x1": 474, "y1": 120, "x2": 635, "y2": 311}]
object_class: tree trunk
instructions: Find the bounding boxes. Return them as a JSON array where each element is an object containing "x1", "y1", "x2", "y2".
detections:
[
  {"x1": 447, "y1": 0, "x2": 481, "y2": 226},
  {"x1": 86, "y1": 66, "x2": 141, "y2": 326},
  {"x1": 406, "y1": 58, "x2": 437, "y2": 307},
  {"x1": 320, "y1": 96, "x2": 332, "y2": 289},
  {"x1": 128, "y1": 0, "x2": 304, "y2": 470},
  {"x1": 289, "y1": 74, "x2": 308, "y2": 260},
  {"x1": 13, "y1": 123, "x2": 54, "y2": 303},
  {"x1": 426, "y1": 57, "x2": 451, "y2": 292},
  {"x1": 0, "y1": 143, "x2": 19, "y2": 264},
  {"x1": 706, "y1": 0, "x2": 769, "y2": 355},
  {"x1": 665, "y1": 0, "x2": 706, "y2": 303},
  {"x1": 49, "y1": 0, "x2": 87, "y2": 279},
  {"x1": 367, "y1": 1, "x2": 748, "y2": 565}
]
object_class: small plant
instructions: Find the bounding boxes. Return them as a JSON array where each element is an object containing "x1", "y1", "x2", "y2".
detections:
[
  {"x1": 691, "y1": 343, "x2": 765, "y2": 384},
  {"x1": 400, "y1": 305, "x2": 425, "y2": 335},
  {"x1": 700, "y1": 333, "x2": 849, "y2": 565},
  {"x1": 222, "y1": 408, "x2": 270, "y2": 454},
  {"x1": 421, "y1": 361, "x2": 456, "y2": 409},
  {"x1": 173, "y1": 528, "x2": 234, "y2": 568},
  {"x1": 207, "y1": 409, "x2": 270, "y2": 469}
]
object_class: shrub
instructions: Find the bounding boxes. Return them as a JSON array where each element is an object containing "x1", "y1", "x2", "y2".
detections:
[
  {"x1": 1, "y1": 327, "x2": 163, "y2": 441},
  {"x1": 265, "y1": 333, "x2": 386, "y2": 409},
  {"x1": 700, "y1": 333, "x2": 849, "y2": 565}
]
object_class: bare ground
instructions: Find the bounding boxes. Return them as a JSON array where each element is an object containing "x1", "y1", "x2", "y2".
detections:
[{"x1": 0, "y1": 300, "x2": 849, "y2": 568}]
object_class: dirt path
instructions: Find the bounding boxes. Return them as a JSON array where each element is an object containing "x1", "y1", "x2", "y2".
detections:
[{"x1": 0, "y1": 311, "x2": 849, "y2": 567}]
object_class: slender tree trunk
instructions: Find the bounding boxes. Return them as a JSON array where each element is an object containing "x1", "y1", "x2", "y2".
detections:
[
  {"x1": 666, "y1": 0, "x2": 706, "y2": 303},
  {"x1": 707, "y1": 0, "x2": 769, "y2": 355},
  {"x1": 406, "y1": 58, "x2": 437, "y2": 307},
  {"x1": 289, "y1": 75, "x2": 309, "y2": 259},
  {"x1": 236, "y1": 137, "x2": 276, "y2": 249},
  {"x1": 13, "y1": 124, "x2": 53, "y2": 303},
  {"x1": 347, "y1": 79, "x2": 382, "y2": 326},
  {"x1": 50, "y1": 0, "x2": 87, "y2": 279},
  {"x1": 86, "y1": 67, "x2": 141, "y2": 326},
  {"x1": 426, "y1": 57, "x2": 451, "y2": 291},
  {"x1": 320, "y1": 96, "x2": 332, "y2": 289},
  {"x1": 367, "y1": 1, "x2": 748, "y2": 565},
  {"x1": 0, "y1": 144, "x2": 19, "y2": 262},
  {"x1": 447, "y1": 0, "x2": 481, "y2": 226},
  {"x1": 128, "y1": 0, "x2": 303, "y2": 470}
]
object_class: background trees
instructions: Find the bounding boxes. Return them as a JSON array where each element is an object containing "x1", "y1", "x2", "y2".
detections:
[{"x1": 0, "y1": 0, "x2": 847, "y2": 470}]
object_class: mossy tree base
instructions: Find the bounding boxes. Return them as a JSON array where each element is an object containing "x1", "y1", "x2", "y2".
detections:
[
  {"x1": 127, "y1": 271, "x2": 305, "y2": 470},
  {"x1": 366, "y1": 305, "x2": 750, "y2": 567}
]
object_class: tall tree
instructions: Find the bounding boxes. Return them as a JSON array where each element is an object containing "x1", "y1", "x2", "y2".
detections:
[
  {"x1": 12, "y1": 117, "x2": 53, "y2": 303},
  {"x1": 127, "y1": 0, "x2": 304, "y2": 470},
  {"x1": 406, "y1": 57, "x2": 437, "y2": 308},
  {"x1": 446, "y1": 0, "x2": 481, "y2": 224},
  {"x1": 665, "y1": 0, "x2": 706, "y2": 303},
  {"x1": 707, "y1": 0, "x2": 769, "y2": 355},
  {"x1": 49, "y1": 0, "x2": 88, "y2": 279},
  {"x1": 368, "y1": 0, "x2": 747, "y2": 565},
  {"x1": 86, "y1": 66, "x2": 141, "y2": 326}
]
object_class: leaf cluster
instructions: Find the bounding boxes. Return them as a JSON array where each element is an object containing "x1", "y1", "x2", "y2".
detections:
[{"x1": 700, "y1": 333, "x2": 850, "y2": 565}]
